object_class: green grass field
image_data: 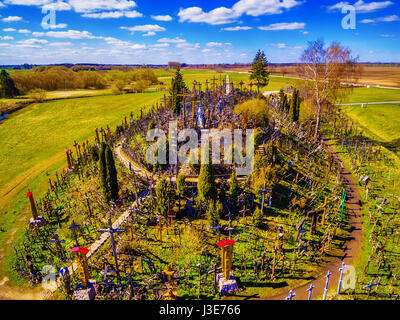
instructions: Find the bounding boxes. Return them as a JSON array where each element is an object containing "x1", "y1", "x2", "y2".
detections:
[
  {"x1": 342, "y1": 87, "x2": 400, "y2": 103},
  {"x1": 339, "y1": 103, "x2": 400, "y2": 144}
]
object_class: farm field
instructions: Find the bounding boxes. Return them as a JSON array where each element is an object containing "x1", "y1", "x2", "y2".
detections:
[
  {"x1": 339, "y1": 103, "x2": 400, "y2": 144},
  {"x1": 0, "y1": 92, "x2": 163, "y2": 282}
]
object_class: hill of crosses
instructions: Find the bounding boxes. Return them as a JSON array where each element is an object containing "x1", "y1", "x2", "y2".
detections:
[{"x1": 9, "y1": 66, "x2": 398, "y2": 301}]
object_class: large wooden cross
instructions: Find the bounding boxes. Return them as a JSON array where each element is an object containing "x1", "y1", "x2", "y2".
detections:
[
  {"x1": 150, "y1": 219, "x2": 172, "y2": 246},
  {"x1": 177, "y1": 88, "x2": 191, "y2": 122},
  {"x1": 306, "y1": 208, "x2": 324, "y2": 235},
  {"x1": 160, "y1": 94, "x2": 169, "y2": 110}
]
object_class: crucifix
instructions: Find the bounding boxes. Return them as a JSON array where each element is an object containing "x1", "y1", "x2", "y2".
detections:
[
  {"x1": 306, "y1": 284, "x2": 315, "y2": 300},
  {"x1": 306, "y1": 208, "x2": 324, "y2": 235},
  {"x1": 177, "y1": 88, "x2": 191, "y2": 122},
  {"x1": 258, "y1": 182, "x2": 271, "y2": 214},
  {"x1": 248, "y1": 82, "x2": 254, "y2": 92},
  {"x1": 94, "y1": 128, "x2": 100, "y2": 144},
  {"x1": 211, "y1": 76, "x2": 218, "y2": 91},
  {"x1": 160, "y1": 94, "x2": 169, "y2": 111},
  {"x1": 363, "y1": 280, "x2": 380, "y2": 296},
  {"x1": 205, "y1": 80, "x2": 209, "y2": 91},
  {"x1": 98, "y1": 217, "x2": 125, "y2": 284},
  {"x1": 49, "y1": 233, "x2": 66, "y2": 262},
  {"x1": 191, "y1": 96, "x2": 200, "y2": 125},
  {"x1": 337, "y1": 262, "x2": 346, "y2": 294},
  {"x1": 239, "y1": 80, "x2": 244, "y2": 91},
  {"x1": 65, "y1": 148, "x2": 72, "y2": 169},
  {"x1": 69, "y1": 220, "x2": 81, "y2": 247},
  {"x1": 323, "y1": 270, "x2": 332, "y2": 300},
  {"x1": 192, "y1": 80, "x2": 197, "y2": 94},
  {"x1": 150, "y1": 218, "x2": 171, "y2": 246},
  {"x1": 285, "y1": 290, "x2": 296, "y2": 300},
  {"x1": 162, "y1": 264, "x2": 178, "y2": 300}
]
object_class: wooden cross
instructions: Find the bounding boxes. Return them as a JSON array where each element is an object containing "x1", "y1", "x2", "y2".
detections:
[
  {"x1": 177, "y1": 88, "x2": 191, "y2": 121},
  {"x1": 205, "y1": 80, "x2": 209, "y2": 91},
  {"x1": 160, "y1": 94, "x2": 169, "y2": 109},
  {"x1": 98, "y1": 217, "x2": 126, "y2": 284},
  {"x1": 306, "y1": 208, "x2": 324, "y2": 235},
  {"x1": 258, "y1": 182, "x2": 272, "y2": 214},
  {"x1": 248, "y1": 82, "x2": 254, "y2": 92},
  {"x1": 191, "y1": 95, "x2": 201, "y2": 122},
  {"x1": 211, "y1": 76, "x2": 218, "y2": 91},
  {"x1": 192, "y1": 80, "x2": 197, "y2": 93},
  {"x1": 239, "y1": 80, "x2": 244, "y2": 91},
  {"x1": 162, "y1": 264, "x2": 177, "y2": 300},
  {"x1": 150, "y1": 219, "x2": 172, "y2": 246},
  {"x1": 70, "y1": 247, "x2": 90, "y2": 288}
]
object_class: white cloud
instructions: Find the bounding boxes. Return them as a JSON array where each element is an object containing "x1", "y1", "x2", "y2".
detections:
[
  {"x1": 206, "y1": 42, "x2": 232, "y2": 47},
  {"x1": 18, "y1": 38, "x2": 49, "y2": 45},
  {"x1": 68, "y1": 0, "x2": 137, "y2": 13},
  {"x1": 178, "y1": 6, "x2": 236, "y2": 25},
  {"x1": 3, "y1": 28, "x2": 16, "y2": 32},
  {"x1": 0, "y1": 36, "x2": 14, "y2": 40},
  {"x1": 2, "y1": 16, "x2": 23, "y2": 22},
  {"x1": 157, "y1": 37, "x2": 186, "y2": 43},
  {"x1": 82, "y1": 10, "x2": 142, "y2": 18},
  {"x1": 270, "y1": 43, "x2": 287, "y2": 48},
  {"x1": 32, "y1": 31, "x2": 45, "y2": 37},
  {"x1": 258, "y1": 22, "x2": 306, "y2": 30},
  {"x1": 151, "y1": 15, "x2": 173, "y2": 21},
  {"x1": 18, "y1": 29, "x2": 31, "y2": 33},
  {"x1": 41, "y1": 22, "x2": 68, "y2": 29},
  {"x1": 202, "y1": 49, "x2": 213, "y2": 53},
  {"x1": 221, "y1": 26, "x2": 252, "y2": 31},
  {"x1": 121, "y1": 24, "x2": 166, "y2": 33},
  {"x1": 361, "y1": 14, "x2": 400, "y2": 23},
  {"x1": 143, "y1": 31, "x2": 156, "y2": 36},
  {"x1": 49, "y1": 42, "x2": 73, "y2": 46},
  {"x1": 45, "y1": 30, "x2": 100, "y2": 39},
  {"x1": 42, "y1": 1, "x2": 72, "y2": 11},
  {"x1": 4, "y1": 0, "x2": 51, "y2": 5},
  {"x1": 327, "y1": 1, "x2": 393, "y2": 13},
  {"x1": 178, "y1": 0, "x2": 301, "y2": 25},
  {"x1": 176, "y1": 42, "x2": 200, "y2": 50},
  {"x1": 153, "y1": 43, "x2": 169, "y2": 47}
]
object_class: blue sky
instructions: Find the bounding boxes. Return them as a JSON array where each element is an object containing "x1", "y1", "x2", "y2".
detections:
[{"x1": 0, "y1": 0, "x2": 399, "y2": 65}]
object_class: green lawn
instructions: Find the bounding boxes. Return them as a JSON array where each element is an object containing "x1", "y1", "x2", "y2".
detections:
[
  {"x1": 342, "y1": 87, "x2": 400, "y2": 103},
  {"x1": 339, "y1": 103, "x2": 400, "y2": 144},
  {"x1": 0, "y1": 92, "x2": 162, "y2": 190}
]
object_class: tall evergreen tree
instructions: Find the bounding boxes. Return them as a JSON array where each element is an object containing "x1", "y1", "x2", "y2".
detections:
[
  {"x1": 155, "y1": 176, "x2": 175, "y2": 218},
  {"x1": 169, "y1": 67, "x2": 186, "y2": 115},
  {"x1": 295, "y1": 90, "x2": 301, "y2": 121},
  {"x1": 0, "y1": 70, "x2": 19, "y2": 98},
  {"x1": 250, "y1": 50, "x2": 270, "y2": 92},
  {"x1": 198, "y1": 162, "x2": 217, "y2": 203},
  {"x1": 105, "y1": 144, "x2": 119, "y2": 202},
  {"x1": 206, "y1": 200, "x2": 223, "y2": 227},
  {"x1": 99, "y1": 143, "x2": 109, "y2": 201},
  {"x1": 290, "y1": 89, "x2": 299, "y2": 122},
  {"x1": 99, "y1": 143, "x2": 119, "y2": 202}
]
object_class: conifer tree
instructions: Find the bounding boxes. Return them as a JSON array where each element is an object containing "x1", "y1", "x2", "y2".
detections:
[
  {"x1": 169, "y1": 67, "x2": 186, "y2": 115},
  {"x1": 250, "y1": 50, "x2": 270, "y2": 92},
  {"x1": 99, "y1": 143, "x2": 119, "y2": 202},
  {"x1": 155, "y1": 176, "x2": 175, "y2": 218},
  {"x1": 105, "y1": 144, "x2": 119, "y2": 202},
  {"x1": 290, "y1": 89, "x2": 299, "y2": 122},
  {"x1": 0, "y1": 70, "x2": 19, "y2": 98},
  {"x1": 198, "y1": 162, "x2": 217, "y2": 203},
  {"x1": 206, "y1": 200, "x2": 223, "y2": 227}
]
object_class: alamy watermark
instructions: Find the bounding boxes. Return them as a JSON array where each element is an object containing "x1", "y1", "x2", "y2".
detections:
[
  {"x1": 341, "y1": 5, "x2": 356, "y2": 30},
  {"x1": 145, "y1": 121, "x2": 254, "y2": 176}
]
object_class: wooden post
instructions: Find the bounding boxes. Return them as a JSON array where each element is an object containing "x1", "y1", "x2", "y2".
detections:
[
  {"x1": 218, "y1": 239, "x2": 236, "y2": 280},
  {"x1": 26, "y1": 191, "x2": 38, "y2": 220},
  {"x1": 70, "y1": 247, "x2": 90, "y2": 288}
]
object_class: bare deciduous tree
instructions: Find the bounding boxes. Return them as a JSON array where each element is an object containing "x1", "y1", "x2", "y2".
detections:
[{"x1": 298, "y1": 39, "x2": 361, "y2": 137}]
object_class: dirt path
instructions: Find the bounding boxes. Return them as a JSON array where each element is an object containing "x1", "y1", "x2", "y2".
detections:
[{"x1": 266, "y1": 138, "x2": 363, "y2": 300}]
